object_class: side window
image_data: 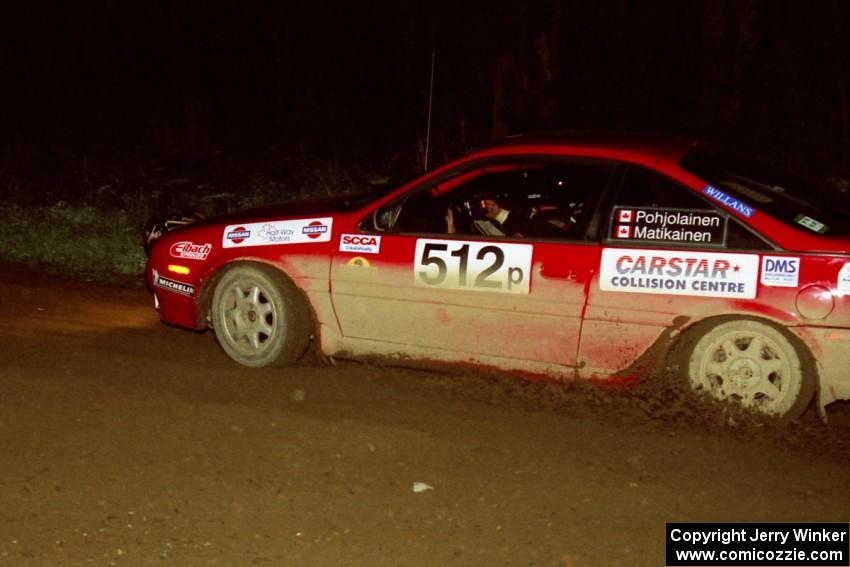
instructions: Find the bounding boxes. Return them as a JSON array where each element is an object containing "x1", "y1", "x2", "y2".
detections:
[
  {"x1": 392, "y1": 161, "x2": 613, "y2": 241},
  {"x1": 609, "y1": 167, "x2": 771, "y2": 250}
]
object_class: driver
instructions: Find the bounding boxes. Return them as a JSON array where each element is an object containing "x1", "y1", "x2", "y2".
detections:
[
  {"x1": 480, "y1": 197, "x2": 530, "y2": 237},
  {"x1": 446, "y1": 196, "x2": 530, "y2": 237}
]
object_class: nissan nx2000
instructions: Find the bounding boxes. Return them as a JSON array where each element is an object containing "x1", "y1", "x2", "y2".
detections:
[{"x1": 145, "y1": 134, "x2": 850, "y2": 419}]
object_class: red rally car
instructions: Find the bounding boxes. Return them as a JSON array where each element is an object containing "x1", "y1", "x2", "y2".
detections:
[{"x1": 145, "y1": 133, "x2": 850, "y2": 419}]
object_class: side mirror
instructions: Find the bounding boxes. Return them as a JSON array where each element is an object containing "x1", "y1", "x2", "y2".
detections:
[{"x1": 372, "y1": 202, "x2": 399, "y2": 232}]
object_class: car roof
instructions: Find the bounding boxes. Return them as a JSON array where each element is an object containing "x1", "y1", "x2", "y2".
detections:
[{"x1": 470, "y1": 131, "x2": 702, "y2": 164}]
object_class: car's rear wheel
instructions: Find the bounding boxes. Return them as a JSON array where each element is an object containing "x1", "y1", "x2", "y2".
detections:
[
  {"x1": 687, "y1": 319, "x2": 814, "y2": 418},
  {"x1": 211, "y1": 264, "x2": 310, "y2": 368}
]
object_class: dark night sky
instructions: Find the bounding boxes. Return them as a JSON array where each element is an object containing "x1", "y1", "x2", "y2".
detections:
[{"x1": 2, "y1": 1, "x2": 849, "y2": 191}]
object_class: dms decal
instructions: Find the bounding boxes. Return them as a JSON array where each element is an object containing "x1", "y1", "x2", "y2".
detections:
[
  {"x1": 414, "y1": 239, "x2": 533, "y2": 294},
  {"x1": 169, "y1": 241, "x2": 212, "y2": 261},
  {"x1": 760, "y1": 256, "x2": 800, "y2": 288},
  {"x1": 222, "y1": 218, "x2": 333, "y2": 248},
  {"x1": 600, "y1": 248, "x2": 759, "y2": 299},
  {"x1": 340, "y1": 234, "x2": 381, "y2": 254},
  {"x1": 702, "y1": 185, "x2": 756, "y2": 218},
  {"x1": 152, "y1": 268, "x2": 195, "y2": 297},
  {"x1": 610, "y1": 207, "x2": 726, "y2": 246}
]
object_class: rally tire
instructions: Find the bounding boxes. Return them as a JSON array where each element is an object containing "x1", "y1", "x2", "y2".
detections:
[
  {"x1": 210, "y1": 264, "x2": 311, "y2": 368},
  {"x1": 686, "y1": 318, "x2": 814, "y2": 419}
]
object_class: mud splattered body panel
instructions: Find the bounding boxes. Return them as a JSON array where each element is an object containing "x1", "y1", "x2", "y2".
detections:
[{"x1": 145, "y1": 133, "x2": 850, "y2": 414}]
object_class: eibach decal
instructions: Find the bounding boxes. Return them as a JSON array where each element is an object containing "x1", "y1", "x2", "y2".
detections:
[{"x1": 169, "y1": 241, "x2": 212, "y2": 260}]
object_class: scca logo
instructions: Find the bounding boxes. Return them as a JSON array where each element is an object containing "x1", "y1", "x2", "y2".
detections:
[
  {"x1": 342, "y1": 235, "x2": 378, "y2": 246},
  {"x1": 339, "y1": 233, "x2": 381, "y2": 253}
]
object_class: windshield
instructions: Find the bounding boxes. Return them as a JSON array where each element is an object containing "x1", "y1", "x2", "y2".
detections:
[
  {"x1": 681, "y1": 148, "x2": 850, "y2": 236},
  {"x1": 340, "y1": 170, "x2": 429, "y2": 212}
]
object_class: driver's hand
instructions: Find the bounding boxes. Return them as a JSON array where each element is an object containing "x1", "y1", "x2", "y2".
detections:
[{"x1": 446, "y1": 207, "x2": 456, "y2": 234}]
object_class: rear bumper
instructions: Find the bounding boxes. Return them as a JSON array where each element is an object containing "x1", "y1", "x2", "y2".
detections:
[{"x1": 792, "y1": 326, "x2": 850, "y2": 416}]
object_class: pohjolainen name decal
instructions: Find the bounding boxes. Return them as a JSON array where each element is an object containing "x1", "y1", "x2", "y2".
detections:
[{"x1": 612, "y1": 207, "x2": 727, "y2": 245}]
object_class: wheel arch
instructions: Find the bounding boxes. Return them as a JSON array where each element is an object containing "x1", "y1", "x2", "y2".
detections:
[
  {"x1": 665, "y1": 313, "x2": 819, "y2": 418},
  {"x1": 668, "y1": 314, "x2": 816, "y2": 368},
  {"x1": 195, "y1": 258, "x2": 316, "y2": 334},
  {"x1": 620, "y1": 312, "x2": 818, "y2": 382}
]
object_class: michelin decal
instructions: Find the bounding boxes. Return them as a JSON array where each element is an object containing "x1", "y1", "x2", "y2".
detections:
[
  {"x1": 222, "y1": 218, "x2": 333, "y2": 248},
  {"x1": 600, "y1": 248, "x2": 759, "y2": 299},
  {"x1": 152, "y1": 268, "x2": 195, "y2": 297}
]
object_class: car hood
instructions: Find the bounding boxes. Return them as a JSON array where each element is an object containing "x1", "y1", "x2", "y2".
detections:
[{"x1": 192, "y1": 196, "x2": 359, "y2": 228}]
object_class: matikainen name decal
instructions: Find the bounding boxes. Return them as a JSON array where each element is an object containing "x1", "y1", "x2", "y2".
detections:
[
  {"x1": 152, "y1": 268, "x2": 195, "y2": 297},
  {"x1": 600, "y1": 248, "x2": 759, "y2": 298},
  {"x1": 611, "y1": 207, "x2": 727, "y2": 246},
  {"x1": 222, "y1": 218, "x2": 333, "y2": 248}
]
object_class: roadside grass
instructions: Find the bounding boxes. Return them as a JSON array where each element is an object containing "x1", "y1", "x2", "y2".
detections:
[
  {"x1": 0, "y1": 156, "x2": 392, "y2": 279},
  {"x1": 0, "y1": 203, "x2": 147, "y2": 277}
]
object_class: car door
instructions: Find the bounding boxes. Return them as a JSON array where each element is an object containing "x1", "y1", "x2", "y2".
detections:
[
  {"x1": 330, "y1": 158, "x2": 615, "y2": 369},
  {"x1": 579, "y1": 165, "x2": 775, "y2": 377}
]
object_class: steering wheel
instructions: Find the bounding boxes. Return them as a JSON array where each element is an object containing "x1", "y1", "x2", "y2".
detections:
[{"x1": 448, "y1": 202, "x2": 474, "y2": 234}]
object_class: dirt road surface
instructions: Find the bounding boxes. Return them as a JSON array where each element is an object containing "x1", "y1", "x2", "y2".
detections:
[{"x1": 0, "y1": 264, "x2": 847, "y2": 566}]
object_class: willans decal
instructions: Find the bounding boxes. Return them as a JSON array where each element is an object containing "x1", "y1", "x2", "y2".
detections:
[
  {"x1": 702, "y1": 185, "x2": 756, "y2": 218},
  {"x1": 222, "y1": 218, "x2": 333, "y2": 248},
  {"x1": 600, "y1": 248, "x2": 759, "y2": 299}
]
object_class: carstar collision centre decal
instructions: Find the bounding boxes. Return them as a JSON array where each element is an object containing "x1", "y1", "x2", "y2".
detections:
[
  {"x1": 222, "y1": 218, "x2": 333, "y2": 248},
  {"x1": 600, "y1": 248, "x2": 759, "y2": 298},
  {"x1": 414, "y1": 239, "x2": 533, "y2": 294}
]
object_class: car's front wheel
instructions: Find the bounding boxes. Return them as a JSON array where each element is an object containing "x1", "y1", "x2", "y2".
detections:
[
  {"x1": 211, "y1": 264, "x2": 310, "y2": 368},
  {"x1": 687, "y1": 319, "x2": 814, "y2": 418}
]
